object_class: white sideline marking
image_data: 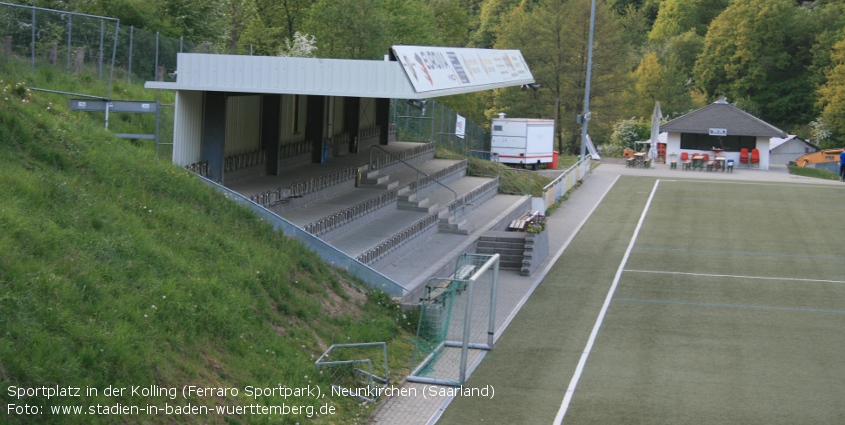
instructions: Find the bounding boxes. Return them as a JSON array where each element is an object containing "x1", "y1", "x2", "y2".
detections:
[
  {"x1": 428, "y1": 175, "x2": 621, "y2": 425},
  {"x1": 553, "y1": 179, "x2": 660, "y2": 425},
  {"x1": 664, "y1": 179, "x2": 844, "y2": 190},
  {"x1": 625, "y1": 269, "x2": 845, "y2": 285},
  {"x1": 494, "y1": 175, "x2": 621, "y2": 341}
]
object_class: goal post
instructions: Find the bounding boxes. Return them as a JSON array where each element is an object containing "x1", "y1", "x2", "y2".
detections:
[{"x1": 408, "y1": 253, "x2": 499, "y2": 386}]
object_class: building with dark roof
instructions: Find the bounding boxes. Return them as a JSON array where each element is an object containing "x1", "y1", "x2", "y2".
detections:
[{"x1": 661, "y1": 97, "x2": 787, "y2": 170}]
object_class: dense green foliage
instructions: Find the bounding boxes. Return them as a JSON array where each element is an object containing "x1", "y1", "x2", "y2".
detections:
[
  {"x1": 20, "y1": 0, "x2": 845, "y2": 148},
  {"x1": 0, "y1": 59, "x2": 415, "y2": 424}
]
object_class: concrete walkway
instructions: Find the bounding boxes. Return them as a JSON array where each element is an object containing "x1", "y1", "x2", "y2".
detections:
[{"x1": 369, "y1": 159, "x2": 841, "y2": 424}]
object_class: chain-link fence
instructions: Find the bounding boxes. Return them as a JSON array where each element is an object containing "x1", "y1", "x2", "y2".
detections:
[
  {"x1": 1, "y1": 3, "x2": 494, "y2": 162},
  {"x1": 0, "y1": 2, "x2": 215, "y2": 95},
  {"x1": 391, "y1": 99, "x2": 488, "y2": 155}
]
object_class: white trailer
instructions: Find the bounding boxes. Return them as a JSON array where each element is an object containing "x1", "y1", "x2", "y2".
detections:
[{"x1": 490, "y1": 117, "x2": 555, "y2": 167}]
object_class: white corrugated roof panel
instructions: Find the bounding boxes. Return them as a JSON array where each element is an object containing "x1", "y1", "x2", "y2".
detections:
[{"x1": 145, "y1": 52, "x2": 535, "y2": 99}]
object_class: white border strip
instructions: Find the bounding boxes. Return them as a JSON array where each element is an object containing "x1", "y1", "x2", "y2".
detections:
[
  {"x1": 427, "y1": 175, "x2": 621, "y2": 425},
  {"x1": 624, "y1": 269, "x2": 845, "y2": 285},
  {"x1": 553, "y1": 179, "x2": 660, "y2": 425},
  {"x1": 495, "y1": 175, "x2": 621, "y2": 341}
]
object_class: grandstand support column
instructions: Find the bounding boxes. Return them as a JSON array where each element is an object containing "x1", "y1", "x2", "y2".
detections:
[
  {"x1": 306, "y1": 95, "x2": 325, "y2": 163},
  {"x1": 261, "y1": 94, "x2": 281, "y2": 175},
  {"x1": 376, "y1": 97, "x2": 390, "y2": 145},
  {"x1": 344, "y1": 97, "x2": 360, "y2": 153},
  {"x1": 201, "y1": 92, "x2": 227, "y2": 183}
]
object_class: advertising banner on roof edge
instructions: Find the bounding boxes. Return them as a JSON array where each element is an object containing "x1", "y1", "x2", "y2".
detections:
[{"x1": 392, "y1": 45, "x2": 533, "y2": 94}]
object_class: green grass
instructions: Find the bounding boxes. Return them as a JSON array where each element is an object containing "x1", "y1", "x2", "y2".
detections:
[
  {"x1": 788, "y1": 164, "x2": 841, "y2": 180},
  {"x1": 0, "y1": 58, "x2": 414, "y2": 424},
  {"x1": 437, "y1": 148, "x2": 558, "y2": 197}
]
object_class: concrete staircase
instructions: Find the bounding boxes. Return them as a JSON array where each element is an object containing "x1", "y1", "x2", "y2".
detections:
[
  {"x1": 360, "y1": 169, "x2": 399, "y2": 190},
  {"x1": 397, "y1": 189, "x2": 439, "y2": 213},
  {"x1": 475, "y1": 231, "x2": 527, "y2": 270}
]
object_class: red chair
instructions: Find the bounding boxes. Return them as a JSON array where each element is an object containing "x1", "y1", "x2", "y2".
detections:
[
  {"x1": 680, "y1": 152, "x2": 691, "y2": 170},
  {"x1": 740, "y1": 148, "x2": 749, "y2": 164},
  {"x1": 750, "y1": 149, "x2": 760, "y2": 167}
]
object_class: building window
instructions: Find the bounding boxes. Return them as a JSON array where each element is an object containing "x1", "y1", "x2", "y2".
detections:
[{"x1": 680, "y1": 133, "x2": 756, "y2": 152}]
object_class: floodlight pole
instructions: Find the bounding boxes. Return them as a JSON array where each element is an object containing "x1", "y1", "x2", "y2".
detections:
[{"x1": 579, "y1": 0, "x2": 597, "y2": 162}]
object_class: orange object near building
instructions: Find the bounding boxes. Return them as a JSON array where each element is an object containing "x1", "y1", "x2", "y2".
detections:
[
  {"x1": 551, "y1": 151, "x2": 559, "y2": 169},
  {"x1": 794, "y1": 148, "x2": 844, "y2": 167}
]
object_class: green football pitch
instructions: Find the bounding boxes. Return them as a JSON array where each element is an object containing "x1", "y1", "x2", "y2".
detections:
[{"x1": 438, "y1": 176, "x2": 845, "y2": 424}]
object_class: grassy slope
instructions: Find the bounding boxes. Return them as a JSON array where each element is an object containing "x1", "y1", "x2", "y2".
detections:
[
  {"x1": 0, "y1": 61, "x2": 414, "y2": 424},
  {"x1": 788, "y1": 164, "x2": 841, "y2": 180}
]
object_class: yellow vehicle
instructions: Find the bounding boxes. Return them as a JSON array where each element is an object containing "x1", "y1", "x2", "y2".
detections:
[{"x1": 793, "y1": 148, "x2": 844, "y2": 167}]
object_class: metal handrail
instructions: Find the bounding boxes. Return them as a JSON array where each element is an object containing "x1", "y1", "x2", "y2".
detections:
[
  {"x1": 542, "y1": 154, "x2": 591, "y2": 192},
  {"x1": 303, "y1": 188, "x2": 399, "y2": 236},
  {"x1": 356, "y1": 213, "x2": 440, "y2": 265},
  {"x1": 368, "y1": 144, "x2": 462, "y2": 218}
]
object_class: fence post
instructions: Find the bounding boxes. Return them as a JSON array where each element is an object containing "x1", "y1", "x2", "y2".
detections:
[
  {"x1": 30, "y1": 8, "x2": 35, "y2": 70},
  {"x1": 66, "y1": 15, "x2": 71, "y2": 74},
  {"x1": 127, "y1": 26, "x2": 133, "y2": 82},
  {"x1": 48, "y1": 42, "x2": 57, "y2": 65},
  {"x1": 98, "y1": 19, "x2": 104, "y2": 79},
  {"x1": 154, "y1": 31, "x2": 159, "y2": 81}
]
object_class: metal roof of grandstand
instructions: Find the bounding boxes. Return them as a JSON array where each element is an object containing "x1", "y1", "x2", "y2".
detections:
[{"x1": 145, "y1": 46, "x2": 535, "y2": 99}]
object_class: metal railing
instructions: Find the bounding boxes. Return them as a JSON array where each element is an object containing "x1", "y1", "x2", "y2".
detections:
[
  {"x1": 185, "y1": 160, "x2": 209, "y2": 177},
  {"x1": 539, "y1": 154, "x2": 593, "y2": 210},
  {"x1": 289, "y1": 166, "x2": 358, "y2": 198},
  {"x1": 356, "y1": 213, "x2": 440, "y2": 265},
  {"x1": 195, "y1": 174, "x2": 408, "y2": 296},
  {"x1": 279, "y1": 139, "x2": 313, "y2": 159},
  {"x1": 303, "y1": 189, "x2": 399, "y2": 237},
  {"x1": 224, "y1": 149, "x2": 266, "y2": 172},
  {"x1": 444, "y1": 177, "x2": 499, "y2": 215},
  {"x1": 368, "y1": 142, "x2": 435, "y2": 171},
  {"x1": 368, "y1": 145, "x2": 460, "y2": 217},
  {"x1": 407, "y1": 159, "x2": 467, "y2": 192}
]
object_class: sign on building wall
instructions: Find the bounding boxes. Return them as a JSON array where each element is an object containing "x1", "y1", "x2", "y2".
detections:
[
  {"x1": 709, "y1": 128, "x2": 728, "y2": 136},
  {"x1": 392, "y1": 45, "x2": 533, "y2": 94}
]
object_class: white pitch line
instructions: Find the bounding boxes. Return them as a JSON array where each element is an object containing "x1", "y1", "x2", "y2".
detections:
[
  {"x1": 428, "y1": 176, "x2": 622, "y2": 425},
  {"x1": 624, "y1": 269, "x2": 845, "y2": 285},
  {"x1": 553, "y1": 179, "x2": 660, "y2": 425}
]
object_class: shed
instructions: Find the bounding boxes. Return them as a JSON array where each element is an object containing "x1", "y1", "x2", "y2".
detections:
[
  {"x1": 660, "y1": 97, "x2": 787, "y2": 170},
  {"x1": 769, "y1": 135, "x2": 818, "y2": 165},
  {"x1": 145, "y1": 46, "x2": 534, "y2": 183}
]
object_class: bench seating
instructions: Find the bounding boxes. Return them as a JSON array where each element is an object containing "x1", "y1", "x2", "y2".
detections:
[{"x1": 509, "y1": 210, "x2": 541, "y2": 231}]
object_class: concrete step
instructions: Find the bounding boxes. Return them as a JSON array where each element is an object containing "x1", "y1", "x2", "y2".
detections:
[
  {"x1": 477, "y1": 240, "x2": 525, "y2": 250},
  {"x1": 478, "y1": 235, "x2": 526, "y2": 244},
  {"x1": 438, "y1": 216, "x2": 470, "y2": 235},
  {"x1": 499, "y1": 261, "x2": 523, "y2": 270},
  {"x1": 398, "y1": 199, "x2": 438, "y2": 213},
  {"x1": 476, "y1": 247, "x2": 524, "y2": 257}
]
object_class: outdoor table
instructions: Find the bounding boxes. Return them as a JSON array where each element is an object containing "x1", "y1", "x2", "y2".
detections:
[
  {"x1": 712, "y1": 148, "x2": 724, "y2": 158},
  {"x1": 715, "y1": 156, "x2": 726, "y2": 172},
  {"x1": 692, "y1": 155, "x2": 704, "y2": 170},
  {"x1": 633, "y1": 152, "x2": 646, "y2": 167}
]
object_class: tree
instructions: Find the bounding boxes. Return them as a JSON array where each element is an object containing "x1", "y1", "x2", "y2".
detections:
[
  {"x1": 278, "y1": 31, "x2": 317, "y2": 57},
  {"x1": 303, "y1": 0, "x2": 388, "y2": 59},
  {"x1": 648, "y1": 0, "x2": 728, "y2": 43},
  {"x1": 631, "y1": 36, "x2": 703, "y2": 118},
  {"x1": 693, "y1": 0, "x2": 816, "y2": 128},
  {"x1": 470, "y1": 0, "x2": 523, "y2": 48},
  {"x1": 817, "y1": 38, "x2": 845, "y2": 142},
  {"x1": 494, "y1": 0, "x2": 632, "y2": 154}
]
